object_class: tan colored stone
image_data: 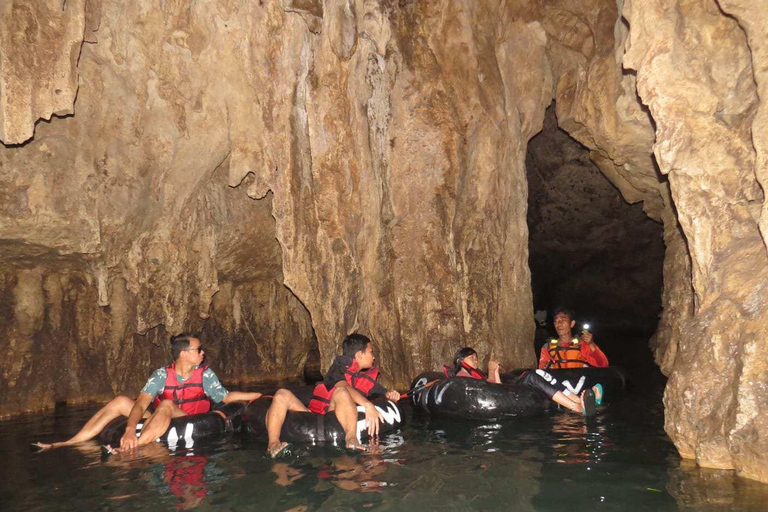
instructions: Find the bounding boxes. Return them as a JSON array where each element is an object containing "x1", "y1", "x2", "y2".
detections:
[
  {"x1": 624, "y1": 0, "x2": 768, "y2": 482},
  {"x1": 0, "y1": 0, "x2": 86, "y2": 145},
  {"x1": 0, "y1": 0, "x2": 767, "y2": 485}
]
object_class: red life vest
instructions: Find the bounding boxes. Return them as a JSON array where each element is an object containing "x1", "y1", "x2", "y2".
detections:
[
  {"x1": 163, "y1": 456, "x2": 208, "y2": 503},
  {"x1": 153, "y1": 364, "x2": 211, "y2": 415},
  {"x1": 442, "y1": 362, "x2": 487, "y2": 380},
  {"x1": 308, "y1": 360, "x2": 381, "y2": 415},
  {"x1": 459, "y1": 361, "x2": 487, "y2": 380}
]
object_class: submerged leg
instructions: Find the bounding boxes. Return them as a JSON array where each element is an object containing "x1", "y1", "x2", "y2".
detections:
[
  {"x1": 265, "y1": 389, "x2": 308, "y2": 457},
  {"x1": 33, "y1": 396, "x2": 135, "y2": 450}
]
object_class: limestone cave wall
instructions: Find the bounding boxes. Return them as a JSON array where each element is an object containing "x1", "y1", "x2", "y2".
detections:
[
  {"x1": 1, "y1": 0, "x2": 767, "y2": 483},
  {"x1": 537, "y1": 0, "x2": 768, "y2": 483},
  {"x1": 1, "y1": 0, "x2": 552, "y2": 410}
]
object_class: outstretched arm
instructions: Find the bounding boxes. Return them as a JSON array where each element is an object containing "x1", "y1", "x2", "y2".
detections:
[{"x1": 222, "y1": 391, "x2": 262, "y2": 403}]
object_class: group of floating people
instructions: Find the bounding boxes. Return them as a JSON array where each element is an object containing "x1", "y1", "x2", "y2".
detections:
[{"x1": 33, "y1": 307, "x2": 612, "y2": 459}]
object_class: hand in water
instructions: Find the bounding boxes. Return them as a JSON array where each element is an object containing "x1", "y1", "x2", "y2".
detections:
[
  {"x1": 364, "y1": 402, "x2": 382, "y2": 439},
  {"x1": 119, "y1": 428, "x2": 139, "y2": 452}
]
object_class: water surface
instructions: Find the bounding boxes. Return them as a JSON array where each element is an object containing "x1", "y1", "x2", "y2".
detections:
[{"x1": 3, "y1": 371, "x2": 767, "y2": 511}]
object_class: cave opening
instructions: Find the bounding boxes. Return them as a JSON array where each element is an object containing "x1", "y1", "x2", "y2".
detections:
[{"x1": 526, "y1": 105, "x2": 665, "y2": 369}]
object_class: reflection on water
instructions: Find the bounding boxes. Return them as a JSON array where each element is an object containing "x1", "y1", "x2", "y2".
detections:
[{"x1": 3, "y1": 375, "x2": 768, "y2": 511}]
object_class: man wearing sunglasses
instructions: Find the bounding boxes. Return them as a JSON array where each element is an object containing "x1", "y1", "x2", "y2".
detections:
[{"x1": 33, "y1": 333, "x2": 261, "y2": 452}]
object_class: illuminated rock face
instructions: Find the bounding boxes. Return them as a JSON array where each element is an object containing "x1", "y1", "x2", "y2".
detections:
[
  {"x1": 1, "y1": 0, "x2": 767, "y2": 483},
  {"x1": 622, "y1": 0, "x2": 768, "y2": 484}
]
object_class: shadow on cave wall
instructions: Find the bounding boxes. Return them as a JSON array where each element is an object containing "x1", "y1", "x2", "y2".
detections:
[{"x1": 526, "y1": 105, "x2": 665, "y2": 366}]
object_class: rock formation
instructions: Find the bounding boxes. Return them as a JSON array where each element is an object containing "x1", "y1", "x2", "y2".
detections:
[
  {"x1": 527, "y1": 105, "x2": 664, "y2": 334},
  {"x1": 1, "y1": 0, "x2": 766, "y2": 483},
  {"x1": 623, "y1": 0, "x2": 768, "y2": 484}
]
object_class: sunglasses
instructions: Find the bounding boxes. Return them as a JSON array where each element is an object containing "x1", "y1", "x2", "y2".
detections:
[{"x1": 184, "y1": 346, "x2": 203, "y2": 354}]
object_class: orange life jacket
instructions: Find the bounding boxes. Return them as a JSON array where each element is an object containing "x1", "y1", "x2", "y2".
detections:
[
  {"x1": 545, "y1": 338, "x2": 588, "y2": 369},
  {"x1": 154, "y1": 364, "x2": 211, "y2": 415},
  {"x1": 308, "y1": 360, "x2": 381, "y2": 415}
]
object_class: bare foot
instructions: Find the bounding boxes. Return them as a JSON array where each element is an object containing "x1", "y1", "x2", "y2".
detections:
[
  {"x1": 31, "y1": 442, "x2": 53, "y2": 452},
  {"x1": 345, "y1": 436, "x2": 365, "y2": 452}
]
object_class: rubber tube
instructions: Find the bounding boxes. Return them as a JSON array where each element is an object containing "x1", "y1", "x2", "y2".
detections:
[
  {"x1": 98, "y1": 402, "x2": 246, "y2": 448},
  {"x1": 243, "y1": 395, "x2": 402, "y2": 445}
]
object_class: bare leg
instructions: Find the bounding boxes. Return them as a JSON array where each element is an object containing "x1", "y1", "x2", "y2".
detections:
[
  {"x1": 328, "y1": 388, "x2": 362, "y2": 449},
  {"x1": 265, "y1": 389, "x2": 309, "y2": 456},
  {"x1": 135, "y1": 400, "x2": 187, "y2": 447},
  {"x1": 34, "y1": 396, "x2": 136, "y2": 450},
  {"x1": 552, "y1": 391, "x2": 584, "y2": 413}
]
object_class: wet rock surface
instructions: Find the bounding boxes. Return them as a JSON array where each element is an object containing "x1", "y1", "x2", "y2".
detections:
[{"x1": 1, "y1": 0, "x2": 767, "y2": 483}]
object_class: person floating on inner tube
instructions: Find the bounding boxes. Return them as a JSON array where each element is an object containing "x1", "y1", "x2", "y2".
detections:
[
  {"x1": 447, "y1": 347, "x2": 599, "y2": 416},
  {"x1": 538, "y1": 307, "x2": 609, "y2": 370},
  {"x1": 443, "y1": 347, "x2": 502, "y2": 383},
  {"x1": 264, "y1": 333, "x2": 400, "y2": 457},
  {"x1": 32, "y1": 333, "x2": 262, "y2": 453}
]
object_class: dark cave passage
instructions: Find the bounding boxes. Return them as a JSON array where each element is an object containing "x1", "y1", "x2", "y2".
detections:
[{"x1": 526, "y1": 106, "x2": 665, "y2": 366}]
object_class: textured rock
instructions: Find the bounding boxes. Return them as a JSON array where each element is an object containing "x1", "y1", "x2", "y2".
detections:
[
  {"x1": 623, "y1": 0, "x2": 768, "y2": 482},
  {"x1": 538, "y1": 0, "x2": 768, "y2": 482},
  {"x1": 527, "y1": 106, "x2": 665, "y2": 333},
  {"x1": 0, "y1": 0, "x2": 317, "y2": 415},
  {"x1": 0, "y1": 0, "x2": 86, "y2": 145},
  {"x1": 269, "y1": 1, "x2": 551, "y2": 381},
  {"x1": 0, "y1": 0, "x2": 554, "y2": 413}
]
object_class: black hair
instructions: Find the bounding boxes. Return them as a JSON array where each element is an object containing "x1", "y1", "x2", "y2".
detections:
[
  {"x1": 171, "y1": 332, "x2": 200, "y2": 360},
  {"x1": 552, "y1": 306, "x2": 575, "y2": 321},
  {"x1": 342, "y1": 333, "x2": 371, "y2": 357},
  {"x1": 453, "y1": 347, "x2": 477, "y2": 372}
]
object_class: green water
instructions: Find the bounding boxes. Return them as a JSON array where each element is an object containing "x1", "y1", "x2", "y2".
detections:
[{"x1": 2, "y1": 371, "x2": 767, "y2": 511}]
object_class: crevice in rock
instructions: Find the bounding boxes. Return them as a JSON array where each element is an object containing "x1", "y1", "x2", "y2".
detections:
[{"x1": 527, "y1": 104, "x2": 665, "y2": 363}]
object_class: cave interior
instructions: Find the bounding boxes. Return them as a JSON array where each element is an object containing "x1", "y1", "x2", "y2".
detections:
[{"x1": 1, "y1": 0, "x2": 767, "y2": 483}]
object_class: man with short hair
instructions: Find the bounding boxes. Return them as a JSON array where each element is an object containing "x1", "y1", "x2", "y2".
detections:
[
  {"x1": 538, "y1": 308, "x2": 609, "y2": 369},
  {"x1": 265, "y1": 333, "x2": 400, "y2": 458},
  {"x1": 33, "y1": 333, "x2": 261, "y2": 452}
]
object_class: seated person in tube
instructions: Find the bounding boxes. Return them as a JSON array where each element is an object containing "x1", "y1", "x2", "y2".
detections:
[
  {"x1": 446, "y1": 347, "x2": 598, "y2": 416},
  {"x1": 538, "y1": 307, "x2": 609, "y2": 370},
  {"x1": 33, "y1": 333, "x2": 262, "y2": 453},
  {"x1": 265, "y1": 333, "x2": 401, "y2": 457}
]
